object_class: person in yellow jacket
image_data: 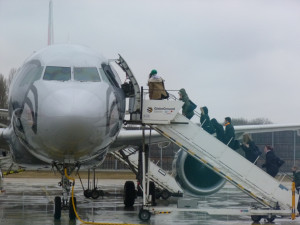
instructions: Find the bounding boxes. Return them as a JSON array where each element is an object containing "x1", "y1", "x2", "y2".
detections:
[{"x1": 148, "y1": 69, "x2": 168, "y2": 100}]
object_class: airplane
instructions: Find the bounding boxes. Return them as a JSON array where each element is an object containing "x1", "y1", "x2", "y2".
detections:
[{"x1": 1, "y1": 0, "x2": 300, "y2": 221}]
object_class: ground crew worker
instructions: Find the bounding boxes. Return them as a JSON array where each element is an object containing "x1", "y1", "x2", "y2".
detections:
[{"x1": 147, "y1": 69, "x2": 168, "y2": 100}]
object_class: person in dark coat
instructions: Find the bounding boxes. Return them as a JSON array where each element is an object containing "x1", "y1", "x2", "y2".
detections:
[
  {"x1": 210, "y1": 118, "x2": 225, "y2": 142},
  {"x1": 178, "y1": 88, "x2": 194, "y2": 120},
  {"x1": 262, "y1": 145, "x2": 279, "y2": 177},
  {"x1": 224, "y1": 117, "x2": 235, "y2": 149},
  {"x1": 200, "y1": 106, "x2": 214, "y2": 134},
  {"x1": 241, "y1": 134, "x2": 261, "y2": 164}
]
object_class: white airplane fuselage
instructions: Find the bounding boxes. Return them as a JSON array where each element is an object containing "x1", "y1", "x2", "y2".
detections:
[{"x1": 5, "y1": 44, "x2": 125, "y2": 167}]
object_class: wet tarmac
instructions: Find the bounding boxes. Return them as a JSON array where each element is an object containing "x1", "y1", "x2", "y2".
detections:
[{"x1": 0, "y1": 177, "x2": 299, "y2": 225}]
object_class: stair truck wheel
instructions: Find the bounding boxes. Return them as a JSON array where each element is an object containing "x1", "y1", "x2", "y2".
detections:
[
  {"x1": 161, "y1": 189, "x2": 171, "y2": 200},
  {"x1": 266, "y1": 215, "x2": 276, "y2": 222},
  {"x1": 124, "y1": 181, "x2": 136, "y2": 207},
  {"x1": 54, "y1": 196, "x2": 61, "y2": 220},
  {"x1": 251, "y1": 215, "x2": 262, "y2": 223},
  {"x1": 69, "y1": 197, "x2": 77, "y2": 220},
  {"x1": 139, "y1": 209, "x2": 151, "y2": 221}
]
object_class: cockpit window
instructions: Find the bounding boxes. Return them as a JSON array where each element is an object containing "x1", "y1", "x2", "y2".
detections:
[
  {"x1": 74, "y1": 67, "x2": 100, "y2": 82},
  {"x1": 43, "y1": 66, "x2": 71, "y2": 81}
]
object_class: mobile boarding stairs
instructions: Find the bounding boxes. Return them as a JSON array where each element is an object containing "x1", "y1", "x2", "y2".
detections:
[
  {"x1": 110, "y1": 147, "x2": 183, "y2": 199},
  {"x1": 140, "y1": 99, "x2": 298, "y2": 222},
  {"x1": 115, "y1": 55, "x2": 297, "y2": 222}
]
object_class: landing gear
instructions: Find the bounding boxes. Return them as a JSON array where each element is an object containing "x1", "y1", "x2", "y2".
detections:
[
  {"x1": 69, "y1": 197, "x2": 77, "y2": 220},
  {"x1": 138, "y1": 209, "x2": 151, "y2": 221},
  {"x1": 124, "y1": 181, "x2": 136, "y2": 207},
  {"x1": 84, "y1": 189, "x2": 91, "y2": 198},
  {"x1": 91, "y1": 189, "x2": 100, "y2": 199},
  {"x1": 53, "y1": 163, "x2": 77, "y2": 220},
  {"x1": 80, "y1": 168, "x2": 104, "y2": 200},
  {"x1": 54, "y1": 196, "x2": 61, "y2": 220}
]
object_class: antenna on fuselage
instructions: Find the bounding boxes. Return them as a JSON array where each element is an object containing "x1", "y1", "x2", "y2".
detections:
[{"x1": 48, "y1": 0, "x2": 54, "y2": 45}]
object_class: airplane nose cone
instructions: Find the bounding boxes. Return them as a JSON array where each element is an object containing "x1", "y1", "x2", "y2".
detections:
[
  {"x1": 38, "y1": 87, "x2": 107, "y2": 159},
  {"x1": 41, "y1": 87, "x2": 104, "y2": 119}
]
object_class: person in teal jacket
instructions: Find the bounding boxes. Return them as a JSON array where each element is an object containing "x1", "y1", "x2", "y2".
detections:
[{"x1": 178, "y1": 88, "x2": 194, "y2": 120}]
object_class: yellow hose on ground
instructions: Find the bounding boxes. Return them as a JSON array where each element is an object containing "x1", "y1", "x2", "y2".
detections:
[
  {"x1": 3, "y1": 168, "x2": 25, "y2": 176},
  {"x1": 64, "y1": 168, "x2": 141, "y2": 225}
]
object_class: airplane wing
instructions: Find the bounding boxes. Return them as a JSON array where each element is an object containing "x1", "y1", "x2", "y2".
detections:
[
  {"x1": 235, "y1": 123, "x2": 300, "y2": 139},
  {"x1": 113, "y1": 123, "x2": 300, "y2": 150},
  {"x1": 112, "y1": 129, "x2": 165, "y2": 149}
]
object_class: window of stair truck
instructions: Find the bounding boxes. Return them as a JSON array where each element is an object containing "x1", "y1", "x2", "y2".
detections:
[{"x1": 74, "y1": 67, "x2": 101, "y2": 82}]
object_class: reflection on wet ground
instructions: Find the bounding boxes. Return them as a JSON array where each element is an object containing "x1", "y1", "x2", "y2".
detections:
[{"x1": 0, "y1": 178, "x2": 299, "y2": 225}]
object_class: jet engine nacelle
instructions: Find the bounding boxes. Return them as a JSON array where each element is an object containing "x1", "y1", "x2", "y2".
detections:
[{"x1": 173, "y1": 149, "x2": 226, "y2": 196}]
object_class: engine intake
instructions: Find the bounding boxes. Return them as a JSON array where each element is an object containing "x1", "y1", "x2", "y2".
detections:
[{"x1": 173, "y1": 149, "x2": 226, "y2": 196}]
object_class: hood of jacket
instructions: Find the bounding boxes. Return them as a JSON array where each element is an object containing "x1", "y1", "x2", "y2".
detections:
[
  {"x1": 179, "y1": 88, "x2": 188, "y2": 98},
  {"x1": 148, "y1": 74, "x2": 163, "y2": 82},
  {"x1": 202, "y1": 106, "x2": 208, "y2": 115}
]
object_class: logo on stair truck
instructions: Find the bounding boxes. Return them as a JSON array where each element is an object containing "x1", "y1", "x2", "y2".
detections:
[
  {"x1": 147, "y1": 106, "x2": 175, "y2": 114},
  {"x1": 150, "y1": 106, "x2": 175, "y2": 115},
  {"x1": 147, "y1": 107, "x2": 153, "y2": 113}
]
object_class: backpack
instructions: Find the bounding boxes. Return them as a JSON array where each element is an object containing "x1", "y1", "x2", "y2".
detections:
[
  {"x1": 161, "y1": 91, "x2": 169, "y2": 99},
  {"x1": 233, "y1": 140, "x2": 240, "y2": 150},
  {"x1": 276, "y1": 157, "x2": 285, "y2": 168},
  {"x1": 253, "y1": 145, "x2": 262, "y2": 157},
  {"x1": 188, "y1": 100, "x2": 197, "y2": 111}
]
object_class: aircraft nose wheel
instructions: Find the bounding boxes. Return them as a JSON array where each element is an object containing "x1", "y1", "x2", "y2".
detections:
[
  {"x1": 69, "y1": 197, "x2": 77, "y2": 220},
  {"x1": 54, "y1": 196, "x2": 62, "y2": 220},
  {"x1": 139, "y1": 209, "x2": 151, "y2": 221}
]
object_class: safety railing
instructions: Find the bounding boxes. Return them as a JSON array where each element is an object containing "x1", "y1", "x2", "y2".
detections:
[{"x1": 142, "y1": 88, "x2": 202, "y2": 120}]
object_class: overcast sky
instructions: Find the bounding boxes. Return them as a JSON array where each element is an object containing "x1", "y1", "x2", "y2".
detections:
[{"x1": 0, "y1": 0, "x2": 300, "y2": 124}]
